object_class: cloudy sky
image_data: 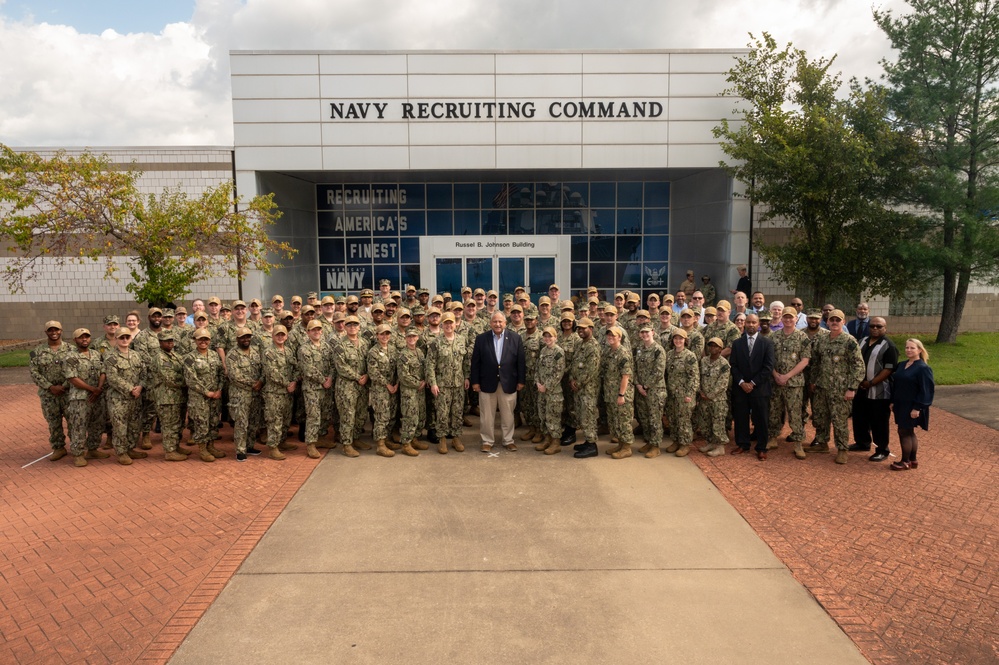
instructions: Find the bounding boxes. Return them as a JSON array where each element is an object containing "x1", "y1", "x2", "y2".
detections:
[{"x1": 0, "y1": 0, "x2": 909, "y2": 147}]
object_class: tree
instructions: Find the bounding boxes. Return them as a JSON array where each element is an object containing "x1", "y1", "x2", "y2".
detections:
[
  {"x1": 713, "y1": 34, "x2": 922, "y2": 306},
  {"x1": 0, "y1": 145, "x2": 296, "y2": 306},
  {"x1": 875, "y1": 0, "x2": 999, "y2": 343}
]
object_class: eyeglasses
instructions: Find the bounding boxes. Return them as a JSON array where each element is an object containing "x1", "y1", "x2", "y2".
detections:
[
  {"x1": 692, "y1": 296, "x2": 704, "y2": 300},
  {"x1": 869, "y1": 324, "x2": 885, "y2": 329}
]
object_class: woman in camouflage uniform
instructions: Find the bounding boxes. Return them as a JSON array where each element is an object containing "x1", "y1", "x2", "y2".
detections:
[
  {"x1": 184, "y1": 329, "x2": 225, "y2": 463},
  {"x1": 425, "y1": 313, "x2": 469, "y2": 454},
  {"x1": 665, "y1": 329, "x2": 700, "y2": 457},
  {"x1": 634, "y1": 325, "x2": 668, "y2": 458},
  {"x1": 333, "y1": 316, "x2": 370, "y2": 457},
  {"x1": 535, "y1": 327, "x2": 566, "y2": 455},
  {"x1": 367, "y1": 324, "x2": 400, "y2": 458},
  {"x1": 102, "y1": 328, "x2": 147, "y2": 465},
  {"x1": 698, "y1": 337, "x2": 731, "y2": 457},
  {"x1": 396, "y1": 328, "x2": 426, "y2": 456},
  {"x1": 298, "y1": 319, "x2": 334, "y2": 459},
  {"x1": 557, "y1": 311, "x2": 581, "y2": 445}
]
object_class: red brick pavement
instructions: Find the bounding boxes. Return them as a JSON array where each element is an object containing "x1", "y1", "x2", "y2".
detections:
[
  {"x1": 690, "y1": 409, "x2": 999, "y2": 665},
  {"x1": 0, "y1": 384, "x2": 321, "y2": 664}
]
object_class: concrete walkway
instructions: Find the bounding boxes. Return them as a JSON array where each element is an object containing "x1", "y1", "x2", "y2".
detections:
[{"x1": 170, "y1": 447, "x2": 866, "y2": 664}]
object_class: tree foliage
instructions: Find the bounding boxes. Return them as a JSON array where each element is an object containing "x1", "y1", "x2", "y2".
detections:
[
  {"x1": 874, "y1": 0, "x2": 999, "y2": 343},
  {"x1": 713, "y1": 33, "x2": 922, "y2": 306},
  {"x1": 0, "y1": 145, "x2": 296, "y2": 306}
]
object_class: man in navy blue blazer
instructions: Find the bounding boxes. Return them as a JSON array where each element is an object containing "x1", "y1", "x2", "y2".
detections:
[
  {"x1": 730, "y1": 313, "x2": 776, "y2": 460},
  {"x1": 471, "y1": 311, "x2": 526, "y2": 452}
]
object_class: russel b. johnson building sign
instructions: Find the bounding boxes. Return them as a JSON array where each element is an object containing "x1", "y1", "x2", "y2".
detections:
[{"x1": 230, "y1": 50, "x2": 750, "y2": 300}]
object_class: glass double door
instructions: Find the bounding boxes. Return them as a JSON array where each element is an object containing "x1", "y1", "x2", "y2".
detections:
[{"x1": 435, "y1": 256, "x2": 555, "y2": 300}]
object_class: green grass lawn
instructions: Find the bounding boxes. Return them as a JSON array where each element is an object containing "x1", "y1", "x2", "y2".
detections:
[
  {"x1": 0, "y1": 349, "x2": 31, "y2": 368},
  {"x1": 888, "y1": 332, "x2": 999, "y2": 385}
]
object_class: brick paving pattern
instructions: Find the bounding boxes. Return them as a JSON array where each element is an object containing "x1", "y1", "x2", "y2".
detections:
[
  {"x1": 690, "y1": 408, "x2": 999, "y2": 665},
  {"x1": 0, "y1": 384, "x2": 321, "y2": 664}
]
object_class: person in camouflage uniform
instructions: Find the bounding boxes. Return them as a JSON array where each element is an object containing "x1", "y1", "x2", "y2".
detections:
[
  {"x1": 288, "y1": 306, "x2": 316, "y2": 436},
  {"x1": 130, "y1": 308, "x2": 165, "y2": 450},
  {"x1": 64, "y1": 328, "x2": 109, "y2": 466},
  {"x1": 557, "y1": 312, "x2": 581, "y2": 445},
  {"x1": 261, "y1": 325, "x2": 297, "y2": 460},
  {"x1": 91, "y1": 314, "x2": 120, "y2": 448},
  {"x1": 634, "y1": 325, "x2": 668, "y2": 458},
  {"x1": 697, "y1": 338, "x2": 731, "y2": 456},
  {"x1": 519, "y1": 311, "x2": 543, "y2": 443},
  {"x1": 568, "y1": 317, "x2": 601, "y2": 458},
  {"x1": 147, "y1": 330, "x2": 189, "y2": 462},
  {"x1": 802, "y1": 309, "x2": 830, "y2": 431},
  {"x1": 534, "y1": 327, "x2": 566, "y2": 454},
  {"x1": 665, "y1": 329, "x2": 700, "y2": 456},
  {"x1": 425, "y1": 312, "x2": 469, "y2": 454},
  {"x1": 30, "y1": 321, "x2": 73, "y2": 460},
  {"x1": 602, "y1": 326, "x2": 635, "y2": 459},
  {"x1": 184, "y1": 329, "x2": 225, "y2": 462},
  {"x1": 298, "y1": 320, "x2": 334, "y2": 459},
  {"x1": 102, "y1": 328, "x2": 147, "y2": 465},
  {"x1": 228, "y1": 326, "x2": 265, "y2": 461},
  {"x1": 397, "y1": 328, "x2": 426, "y2": 455},
  {"x1": 367, "y1": 324, "x2": 399, "y2": 457},
  {"x1": 333, "y1": 316, "x2": 370, "y2": 457},
  {"x1": 808, "y1": 309, "x2": 865, "y2": 463},
  {"x1": 768, "y1": 308, "x2": 812, "y2": 459},
  {"x1": 678, "y1": 309, "x2": 704, "y2": 357}
]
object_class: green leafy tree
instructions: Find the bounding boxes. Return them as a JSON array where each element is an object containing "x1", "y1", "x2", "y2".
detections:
[
  {"x1": 0, "y1": 145, "x2": 296, "y2": 306},
  {"x1": 713, "y1": 34, "x2": 922, "y2": 306},
  {"x1": 875, "y1": 0, "x2": 999, "y2": 343}
]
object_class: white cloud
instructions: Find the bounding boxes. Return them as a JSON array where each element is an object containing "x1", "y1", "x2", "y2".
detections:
[{"x1": 0, "y1": 0, "x2": 912, "y2": 147}]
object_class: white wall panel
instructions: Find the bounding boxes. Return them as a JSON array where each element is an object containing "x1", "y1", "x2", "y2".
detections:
[
  {"x1": 582, "y1": 144, "x2": 670, "y2": 168},
  {"x1": 582, "y1": 73, "x2": 669, "y2": 97},
  {"x1": 235, "y1": 146, "x2": 323, "y2": 170},
  {"x1": 321, "y1": 122, "x2": 410, "y2": 146},
  {"x1": 234, "y1": 123, "x2": 322, "y2": 146},
  {"x1": 320, "y1": 75, "x2": 408, "y2": 98},
  {"x1": 582, "y1": 120, "x2": 669, "y2": 144},
  {"x1": 669, "y1": 73, "x2": 730, "y2": 96},
  {"x1": 230, "y1": 53, "x2": 318, "y2": 76},
  {"x1": 409, "y1": 122, "x2": 496, "y2": 146},
  {"x1": 231, "y1": 75, "x2": 320, "y2": 100},
  {"x1": 318, "y1": 54, "x2": 407, "y2": 75},
  {"x1": 670, "y1": 53, "x2": 741, "y2": 73},
  {"x1": 408, "y1": 53, "x2": 495, "y2": 74},
  {"x1": 582, "y1": 53, "x2": 670, "y2": 74},
  {"x1": 669, "y1": 96, "x2": 742, "y2": 121},
  {"x1": 496, "y1": 121, "x2": 581, "y2": 144},
  {"x1": 496, "y1": 74, "x2": 582, "y2": 98},
  {"x1": 232, "y1": 99, "x2": 323, "y2": 123},
  {"x1": 668, "y1": 142, "x2": 728, "y2": 167},
  {"x1": 496, "y1": 53, "x2": 581, "y2": 74},
  {"x1": 667, "y1": 120, "x2": 721, "y2": 144},
  {"x1": 409, "y1": 145, "x2": 495, "y2": 170},
  {"x1": 496, "y1": 145, "x2": 582, "y2": 169},
  {"x1": 408, "y1": 74, "x2": 495, "y2": 97},
  {"x1": 322, "y1": 146, "x2": 410, "y2": 170}
]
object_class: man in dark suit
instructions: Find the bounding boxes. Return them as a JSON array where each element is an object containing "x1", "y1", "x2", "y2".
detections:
[
  {"x1": 730, "y1": 313, "x2": 776, "y2": 460},
  {"x1": 470, "y1": 311, "x2": 526, "y2": 452}
]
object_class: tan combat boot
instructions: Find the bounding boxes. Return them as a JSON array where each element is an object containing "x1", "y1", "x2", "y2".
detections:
[
  {"x1": 306, "y1": 444, "x2": 321, "y2": 459},
  {"x1": 391, "y1": 431, "x2": 402, "y2": 443},
  {"x1": 645, "y1": 446, "x2": 661, "y2": 459},
  {"x1": 605, "y1": 441, "x2": 623, "y2": 456},
  {"x1": 766, "y1": 438, "x2": 779, "y2": 451},
  {"x1": 544, "y1": 438, "x2": 561, "y2": 455},
  {"x1": 197, "y1": 444, "x2": 216, "y2": 463},
  {"x1": 269, "y1": 447, "x2": 286, "y2": 460},
  {"x1": 664, "y1": 442, "x2": 680, "y2": 454},
  {"x1": 705, "y1": 444, "x2": 726, "y2": 457},
  {"x1": 611, "y1": 444, "x2": 633, "y2": 459},
  {"x1": 520, "y1": 427, "x2": 537, "y2": 441},
  {"x1": 401, "y1": 440, "x2": 420, "y2": 457},
  {"x1": 376, "y1": 439, "x2": 396, "y2": 457},
  {"x1": 354, "y1": 440, "x2": 373, "y2": 451},
  {"x1": 451, "y1": 437, "x2": 465, "y2": 452},
  {"x1": 206, "y1": 443, "x2": 226, "y2": 458},
  {"x1": 342, "y1": 444, "x2": 360, "y2": 458},
  {"x1": 675, "y1": 445, "x2": 691, "y2": 457},
  {"x1": 793, "y1": 442, "x2": 806, "y2": 460},
  {"x1": 535, "y1": 435, "x2": 551, "y2": 452},
  {"x1": 638, "y1": 442, "x2": 653, "y2": 454},
  {"x1": 127, "y1": 449, "x2": 148, "y2": 459},
  {"x1": 437, "y1": 439, "x2": 448, "y2": 454},
  {"x1": 412, "y1": 438, "x2": 429, "y2": 451},
  {"x1": 50, "y1": 448, "x2": 67, "y2": 461},
  {"x1": 315, "y1": 435, "x2": 336, "y2": 449},
  {"x1": 85, "y1": 449, "x2": 111, "y2": 459},
  {"x1": 278, "y1": 441, "x2": 298, "y2": 451},
  {"x1": 139, "y1": 432, "x2": 153, "y2": 450},
  {"x1": 164, "y1": 450, "x2": 187, "y2": 462},
  {"x1": 74, "y1": 455, "x2": 88, "y2": 467},
  {"x1": 835, "y1": 449, "x2": 848, "y2": 465},
  {"x1": 531, "y1": 430, "x2": 545, "y2": 444},
  {"x1": 117, "y1": 453, "x2": 132, "y2": 465}
]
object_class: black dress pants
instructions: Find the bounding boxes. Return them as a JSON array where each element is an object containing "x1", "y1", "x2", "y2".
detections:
[
  {"x1": 852, "y1": 393, "x2": 891, "y2": 454},
  {"x1": 733, "y1": 387, "x2": 770, "y2": 453}
]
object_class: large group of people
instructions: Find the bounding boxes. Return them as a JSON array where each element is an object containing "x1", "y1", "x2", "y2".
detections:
[{"x1": 29, "y1": 277, "x2": 935, "y2": 470}]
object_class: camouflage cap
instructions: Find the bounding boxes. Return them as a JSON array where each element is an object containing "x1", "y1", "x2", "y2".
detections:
[
  {"x1": 273, "y1": 324, "x2": 288, "y2": 335},
  {"x1": 235, "y1": 326, "x2": 253, "y2": 337},
  {"x1": 639, "y1": 324, "x2": 654, "y2": 333},
  {"x1": 335, "y1": 296, "x2": 346, "y2": 305},
  {"x1": 45, "y1": 320, "x2": 63, "y2": 330},
  {"x1": 375, "y1": 323, "x2": 392, "y2": 335},
  {"x1": 410, "y1": 305, "x2": 425, "y2": 316},
  {"x1": 307, "y1": 291, "x2": 319, "y2": 299},
  {"x1": 577, "y1": 317, "x2": 595, "y2": 328},
  {"x1": 379, "y1": 279, "x2": 391, "y2": 286},
  {"x1": 249, "y1": 298, "x2": 262, "y2": 307},
  {"x1": 704, "y1": 306, "x2": 718, "y2": 316},
  {"x1": 220, "y1": 303, "x2": 231, "y2": 311},
  {"x1": 162, "y1": 308, "x2": 175, "y2": 318},
  {"x1": 232, "y1": 300, "x2": 246, "y2": 308},
  {"x1": 290, "y1": 295, "x2": 302, "y2": 304},
  {"x1": 73, "y1": 327, "x2": 91, "y2": 338},
  {"x1": 707, "y1": 336, "x2": 724, "y2": 347},
  {"x1": 418, "y1": 288, "x2": 430, "y2": 295},
  {"x1": 524, "y1": 310, "x2": 538, "y2": 320},
  {"x1": 672, "y1": 328, "x2": 688, "y2": 340},
  {"x1": 440, "y1": 312, "x2": 456, "y2": 324},
  {"x1": 148, "y1": 307, "x2": 163, "y2": 316},
  {"x1": 193, "y1": 329, "x2": 211, "y2": 340},
  {"x1": 758, "y1": 311, "x2": 772, "y2": 322},
  {"x1": 405, "y1": 327, "x2": 421, "y2": 337},
  {"x1": 262, "y1": 307, "x2": 275, "y2": 317},
  {"x1": 502, "y1": 293, "x2": 514, "y2": 302},
  {"x1": 307, "y1": 320, "x2": 324, "y2": 331},
  {"x1": 344, "y1": 315, "x2": 360, "y2": 325},
  {"x1": 806, "y1": 308, "x2": 823, "y2": 319},
  {"x1": 103, "y1": 314, "x2": 120, "y2": 325},
  {"x1": 716, "y1": 300, "x2": 732, "y2": 311},
  {"x1": 636, "y1": 309, "x2": 651, "y2": 319},
  {"x1": 542, "y1": 326, "x2": 558, "y2": 337},
  {"x1": 157, "y1": 329, "x2": 175, "y2": 341},
  {"x1": 207, "y1": 296, "x2": 221, "y2": 306}
]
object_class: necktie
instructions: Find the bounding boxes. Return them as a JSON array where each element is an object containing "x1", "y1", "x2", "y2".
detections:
[{"x1": 748, "y1": 335, "x2": 755, "y2": 355}]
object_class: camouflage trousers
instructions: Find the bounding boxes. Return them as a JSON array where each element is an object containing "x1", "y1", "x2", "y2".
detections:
[
  {"x1": 667, "y1": 395, "x2": 695, "y2": 446},
  {"x1": 434, "y1": 386, "x2": 464, "y2": 438},
  {"x1": 187, "y1": 393, "x2": 220, "y2": 446},
  {"x1": 263, "y1": 390, "x2": 292, "y2": 449},
  {"x1": 302, "y1": 384, "x2": 333, "y2": 444},
  {"x1": 699, "y1": 395, "x2": 730, "y2": 445},
  {"x1": 368, "y1": 386, "x2": 398, "y2": 441},
  {"x1": 155, "y1": 402, "x2": 184, "y2": 453},
  {"x1": 812, "y1": 386, "x2": 851, "y2": 450},
  {"x1": 574, "y1": 385, "x2": 599, "y2": 443},
  {"x1": 424, "y1": 388, "x2": 437, "y2": 433},
  {"x1": 107, "y1": 392, "x2": 141, "y2": 454},
  {"x1": 336, "y1": 381, "x2": 367, "y2": 447},
  {"x1": 561, "y1": 376, "x2": 577, "y2": 430},
  {"x1": 636, "y1": 387, "x2": 667, "y2": 446},
  {"x1": 66, "y1": 399, "x2": 102, "y2": 455},
  {"x1": 536, "y1": 387, "x2": 563, "y2": 439},
  {"x1": 520, "y1": 382, "x2": 540, "y2": 430},
  {"x1": 399, "y1": 386, "x2": 426, "y2": 442},
  {"x1": 38, "y1": 392, "x2": 68, "y2": 449},
  {"x1": 605, "y1": 392, "x2": 635, "y2": 444},
  {"x1": 770, "y1": 384, "x2": 805, "y2": 442},
  {"x1": 140, "y1": 390, "x2": 156, "y2": 435},
  {"x1": 230, "y1": 387, "x2": 264, "y2": 453}
]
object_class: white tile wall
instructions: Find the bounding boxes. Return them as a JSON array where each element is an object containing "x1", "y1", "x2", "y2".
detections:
[
  {"x1": 231, "y1": 53, "x2": 319, "y2": 76},
  {"x1": 318, "y1": 54, "x2": 407, "y2": 75}
]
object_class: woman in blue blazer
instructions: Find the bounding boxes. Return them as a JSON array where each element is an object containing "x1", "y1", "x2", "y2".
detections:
[{"x1": 890, "y1": 339, "x2": 935, "y2": 470}]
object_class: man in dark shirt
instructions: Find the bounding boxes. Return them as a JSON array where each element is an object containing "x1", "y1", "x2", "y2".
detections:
[{"x1": 850, "y1": 316, "x2": 898, "y2": 462}]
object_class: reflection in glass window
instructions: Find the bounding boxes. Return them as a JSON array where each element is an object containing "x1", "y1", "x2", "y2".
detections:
[
  {"x1": 374, "y1": 265, "x2": 400, "y2": 290},
  {"x1": 400, "y1": 184, "x2": 425, "y2": 209},
  {"x1": 643, "y1": 208, "x2": 669, "y2": 234},
  {"x1": 617, "y1": 262, "x2": 641, "y2": 288},
  {"x1": 589, "y1": 235, "x2": 615, "y2": 262},
  {"x1": 562, "y1": 209, "x2": 590, "y2": 235},
  {"x1": 428, "y1": 211, "x2": 453, "y2": 235},
  {"x1": 590, "y1": 182, "x2": 615, "y2": 207},
  {"x1": 536, "y1": 210, "x2": 561, "y2": 235},
  {"x1": 435, "y1": 259, "x2": 462, "y2": 295},
  {"x1": 644, "y1": 181, "x2": 670, "y2": 207},
  {"x1": 498, "y1": 257, "x2": 524, "y2": 297},
  {"x1": 618, "y1": 182, "x2": 643, "y2": 207},
  {"x1": 571, "y1": 236, "x2": 588, "y2": 262},
  {"x1": 318, "y1": 239, "x2": 345, "y2": 264},
  {"x1": 508, "y1": 184, "x2": 534, "y2": 209},
  {"x1": 563, "y1": 183, "x2": 588, "y2": 208},
  {"x1": 401, "y1": 265, "x2": 421, "y2": 289},
  {"x1": 400, "y1": 211, "x2": 425, "y2": 236},
  {"x1": 617, "y1": 236, "x2": 642, "y2": 262},
  {"x1": 454, "y1": 210, "x2": 480, "y2": 235},
  {"x1": 427, "y1": 184, "x2": 452, "y2": 209},
  {"x1": 400, "y1": 238, "x2": 419, "y2": 264},
  {"x1": 317, "y1": 211, "x2": 342, "y2": 237},
  {"x1": 481, "y1": 210, "x2": 508, "y2": 235},
  {"x1": 617, "y1": 209, "x2": 641, "y2": 234},
  {"x1": 589, "y1": 263, "x2": 614, "y2": 288},
  {"x1": 534, "y1": 182, "x2": 562, "y2": 208},
  {"x1": 591, "y1": 209, "x2": 614, "y2": 235},
  {"x1": 571, "y1": 263, "x2": 588, "y2": 290},
  {"x1": 529, "y1": 257, "x2": 555, "y2": 301},
  {"x1": 466, "y1": 258, "x2": 492, "y2": 288},
  {"x1": 482, "y1": 182, "x2": 513, "y2": 210},
  {"x1": 508, "y1": 210, "x2": 535, "y2": 235},
  {"x1": 454, "y1": 183, "x2": 479, "y2": 208},
  {"x1": 643, "y1": 235, "x2": 669, "y2": 262}
]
